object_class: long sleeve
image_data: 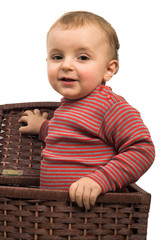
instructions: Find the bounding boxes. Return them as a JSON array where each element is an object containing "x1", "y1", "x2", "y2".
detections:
[
  {"x1": 88, "y1": 102, "x2": 155, "y2": 193},
  {"x1": 39, "y1": 120, "x2": 50, "y2": 142}
]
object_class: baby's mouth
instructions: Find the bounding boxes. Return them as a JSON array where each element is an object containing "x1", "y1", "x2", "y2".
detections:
[
  {"x1": 61, "y1": 78, "x2": 76, "y2": 82},
  {"x1": 60, "y1": 77, "x2": 78, "y2": 83}
]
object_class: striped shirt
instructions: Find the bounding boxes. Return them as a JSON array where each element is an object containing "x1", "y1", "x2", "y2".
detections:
[{"x1": 39, "y1": 85, "x2": 155, "y2": 193}]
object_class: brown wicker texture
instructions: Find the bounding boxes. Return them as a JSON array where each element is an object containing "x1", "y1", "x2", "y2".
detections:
[
  {"x1": 0, "y1": 102, "x2": 60, "y2": 186},
  {"x1": 0, "y1": 184, "x2": 150, "y2": 240},
  {"x1": 0, "y1": 102, "x2": 151, "y2": 240}
]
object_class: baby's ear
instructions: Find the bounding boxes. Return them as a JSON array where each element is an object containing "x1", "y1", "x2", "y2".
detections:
[{"x1": 104, "y1": 60, "x2": 119, "y2": 82}]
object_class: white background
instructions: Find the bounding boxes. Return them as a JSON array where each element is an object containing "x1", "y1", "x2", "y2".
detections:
[{"x1": 0, "y1": 0, "x2": 159, "y2": 239}]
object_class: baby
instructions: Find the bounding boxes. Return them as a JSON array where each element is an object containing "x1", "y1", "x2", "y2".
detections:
[{"x1": 19, "y1": 11, "x2": 155, "y2": 210}]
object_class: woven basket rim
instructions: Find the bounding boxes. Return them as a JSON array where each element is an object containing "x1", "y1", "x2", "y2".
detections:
[
  {"x1": 0, "y1": 101, "x2": 61, "y2": 111},
  {"x1": 0, "y1": 184, "x2": 151, "y2": 204}
]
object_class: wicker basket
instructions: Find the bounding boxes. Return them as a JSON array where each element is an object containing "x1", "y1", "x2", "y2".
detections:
[
  {"x1": 0, "y1": 102, "x2": 151, "y2": 240},
  {"x1": 0, "y1": 184, "x2": 150, "y2": 240},
  {"x1": 0, "y1": 102, "x2": 60, "y2": 186}
]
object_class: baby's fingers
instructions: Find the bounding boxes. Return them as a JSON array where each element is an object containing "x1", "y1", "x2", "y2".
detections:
[
  {"x1": 22, "y1": 110, "x2": 34, "y2": 116},
  {"x1": 19, "y1": 125, "x2": 31, "y2": 134},
  {"x1": 42, "y1": 112, "x2": 48, "y2": 119},
  {"x1": 69, "y1": 182, "x2": 90, "y2": 209},
  {"x1": 82, "y1": 187, "x2": 91, "y2": 210},
  {"x1": 33, "y1": 109, "x2": 41, "y2": 116},
  {"x1": 90, "y1": 188, "x2": 102, "y2": 206},
  {"x1": 69, "y1": 182, "x2": 78, "y2": 203},
  {"x1": 18, "y1": 116, "x2": 29, "y2": 124}
]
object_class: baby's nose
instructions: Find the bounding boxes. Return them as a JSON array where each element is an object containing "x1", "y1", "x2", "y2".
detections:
[{"x1": 61, "y1": 58, "x2": 74, "y2": 71}]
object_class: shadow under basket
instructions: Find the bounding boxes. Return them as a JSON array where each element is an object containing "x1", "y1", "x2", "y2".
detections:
[{"x1": 0, "y1": 102, "x2": 151, "y2": 240}]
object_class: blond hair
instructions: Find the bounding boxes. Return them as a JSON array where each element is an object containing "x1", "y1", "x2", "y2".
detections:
[{"x1": 47, "y1": 11, "x2": 120, "y2": 63}]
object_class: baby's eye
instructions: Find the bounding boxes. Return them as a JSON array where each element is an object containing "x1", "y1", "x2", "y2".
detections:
[
  {"x1": 78, "y1": 55, "x2": 89, "y2": 61},
  {"x1": 52, "y1": 55, "x2": 63, "y2": 60}
]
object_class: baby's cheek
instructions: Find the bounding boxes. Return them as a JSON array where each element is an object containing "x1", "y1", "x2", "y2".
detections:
[
  {"x1": 79, "y1": 68, "x2": 93, "y2": 80},
  {"x1": 47, "y1": 68, "x2": 57, "y2": 88},
  {"x1": 47, "y1": 67, "x2": 53, "y2": 81},
  {"x1": 79, "y1": 66, "x2": 102, "y2": 85}
]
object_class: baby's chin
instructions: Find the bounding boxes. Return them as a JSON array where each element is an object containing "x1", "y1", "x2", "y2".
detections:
[{"x1": 60, "y1": 90, "x2": 89, "y2": 101}]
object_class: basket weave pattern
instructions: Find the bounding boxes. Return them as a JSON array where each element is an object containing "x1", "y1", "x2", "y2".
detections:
[
  {"x1": 0, "y1": 102, "x2": 151, "y2": 240},
  {"x1": 0, "y1": 185, "x2": 150, "y2": 240},
  {"x1": 0, "y1": 102, "x2": 60, "y2": 186}
]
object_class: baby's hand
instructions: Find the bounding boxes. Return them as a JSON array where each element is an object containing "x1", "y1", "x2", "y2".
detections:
[
  {"x1": 18, "y1": 109, "x2": 48, "y2": 135},
  {"x1": 69, "y1": 177, "x2": 102, "y2": 210}
]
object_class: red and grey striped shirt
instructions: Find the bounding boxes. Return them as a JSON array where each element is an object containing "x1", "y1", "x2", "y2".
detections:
[{"x1": 39, "y1": 85, "x2": 155, "y2": 193}]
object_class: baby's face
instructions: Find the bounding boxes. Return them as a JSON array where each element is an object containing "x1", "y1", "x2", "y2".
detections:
[{"x1": 47, "y1": 24, "x2": 113, "y2": 100}]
